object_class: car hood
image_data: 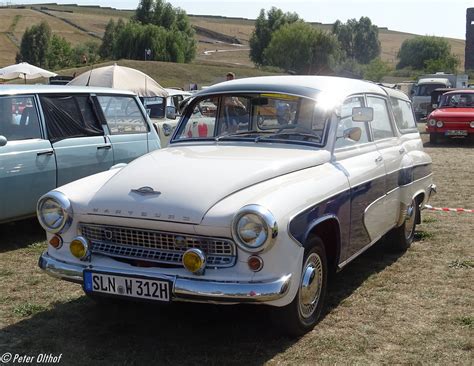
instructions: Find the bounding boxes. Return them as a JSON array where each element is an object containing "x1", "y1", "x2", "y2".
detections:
[
  {"x1": 85, "y1": 144, "x2": 330, "y2": 224},
  {"x1": 430, "y1": 108, "x2": 474, "y2": 119}
]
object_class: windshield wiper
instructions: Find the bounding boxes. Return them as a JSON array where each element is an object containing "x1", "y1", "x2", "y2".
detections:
[
  {"x1": 215, "y1": 130, "x2": 261, "y2": 141},
  {"x1": 255, "y1": 131, "x2": 321, "y2": 143}
]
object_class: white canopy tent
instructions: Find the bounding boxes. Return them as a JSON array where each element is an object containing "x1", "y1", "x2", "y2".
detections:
[
  {"x1": 0, "y1": 62, "x2": 57, "y2": 83},
  {"x1": 68, "y1": 64, "x2": 168, "y2": 97}
]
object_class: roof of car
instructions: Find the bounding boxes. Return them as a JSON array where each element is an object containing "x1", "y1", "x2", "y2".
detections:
[
  {"x1": 443, "y1": 89, "x2": 474, "y2": 95},
  {"x1": 165, "y1": 88, "x2": 192, "y2": 97},
  {"x1": 194, "y1": 75, "x2": 391, "y2": 101},
  {"x1": 0, "y1": 84, "x2": 136, "y2": 96}
]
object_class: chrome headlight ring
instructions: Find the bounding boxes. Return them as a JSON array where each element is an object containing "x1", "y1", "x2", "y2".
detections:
[
  {"x1": 232, "y1": 204, "x2": 278, "y2": 253},
  {"x1": 428, "y1": 119, "x2": 437, "y2": 127},
  {"x1": 36, "y1": 191, "x2": 73, "y2": 234}
]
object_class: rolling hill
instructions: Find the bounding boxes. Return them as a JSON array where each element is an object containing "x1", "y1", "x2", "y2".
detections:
[{"x1": 0, "y1": 3, "x2": 466, "y2": 71}]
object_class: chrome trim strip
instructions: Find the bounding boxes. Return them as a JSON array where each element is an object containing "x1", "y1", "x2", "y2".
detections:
[{"x1": 38, "y1": 252, "x2": 291, "y2": 303}]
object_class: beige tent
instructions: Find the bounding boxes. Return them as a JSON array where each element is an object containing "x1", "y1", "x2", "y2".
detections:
[{"x1": 68, "y1": 64, "x2": 168, "y2": 97}]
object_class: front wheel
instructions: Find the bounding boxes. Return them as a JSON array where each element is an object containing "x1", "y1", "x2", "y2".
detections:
[
  {"x1": 272, "y1": 236, "x2": 327, "y2": 337},
  {"x1": 387, "y1": 198, "x2": 419, "y2": 252}
]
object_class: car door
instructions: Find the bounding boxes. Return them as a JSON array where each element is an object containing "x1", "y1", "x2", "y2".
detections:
[
  {"x1": 333, "y1": 96, "x2": 386, "y2": 263},
  {"x1": 96, "y1": 95, "x2": 151, "y2": 164},
  {"x1": 366, "y1": 95, "x2": 404, "y2": 229},
  {"x1": 0, "y1": 95, "x2": 56, "y2": 222},
  {"x1": 39, "y1": 94, "x2": 114, "y2": 187}
]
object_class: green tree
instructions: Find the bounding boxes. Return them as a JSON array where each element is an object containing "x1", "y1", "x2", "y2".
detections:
[
  {"x1": 397, "y1": 36, "x2": 459, "y2": 71},
  {"x1": 264, "y1": 22, "x2": 340, "y2": 74},
  {"x1": 363, "y1": 58, "x2": 392, "y2": 82},
  {"x1": 19, "y1": 21, "x2": 51, "y2": 67},
  {"x1": 47, "y1": 35, "x2": 72, "y2": 69},
  {"x1": 134, "y1": 0, "x2": 154, "y2": 24},
  {"x1": 72, "y1": 41, "x2": 100, "y2": 66},
  {"x1": 332, "y1": 17, "x2": 380, "y2": 64},
  {"x1": 99, "y1": 19, "x2": 116, "y2": 59},
  {"x1": 249, "y1": 7, "x2": 300, "y2": 66}
]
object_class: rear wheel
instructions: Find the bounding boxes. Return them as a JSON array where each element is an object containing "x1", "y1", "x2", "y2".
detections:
[
  {"x1": 272, "y1": 236, "x2": 327, "y2": 337},
  {"x1": 388, "y1": 198, "x2": 419, "y2": 252},
  {"x1": 429, "y1": 132, "x2": 439, "y2": 144}
]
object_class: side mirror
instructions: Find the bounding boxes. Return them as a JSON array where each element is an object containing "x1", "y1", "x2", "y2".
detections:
[
  {"x1": 0, "y1": 135, "x2": 7, "y2": 147},
  {"x1": 343, "y1": 127, "x2": 362, "y2": 142},
  {"x1": 166, "y1": 106, "x2": 177, "y2": 120},
  {"x1": 352, "y1": 107, "x2": 373, "y2": 122},
  {"x1": 432, "y1": 103, "x2": 438, "y2": 109}
]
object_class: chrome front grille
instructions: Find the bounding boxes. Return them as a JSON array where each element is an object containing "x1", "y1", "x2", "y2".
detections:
[{"x1": 80, "y1": 223, "x2": 236, "y2": 268}]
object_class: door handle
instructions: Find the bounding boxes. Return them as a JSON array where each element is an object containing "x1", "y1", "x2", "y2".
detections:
[
  {"x1": 97, "y1": 144, "x2": 112, "y2": 150},
  {"x1": 375, "y1": 156, "x2": 383, "y2": 163},
  {"x1": 37, "y1": 149, "x2": 54, "y2": 156}
]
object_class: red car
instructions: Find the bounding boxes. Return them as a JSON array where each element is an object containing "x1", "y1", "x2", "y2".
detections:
[{"x1": 426, "y1": 89, "x2": 474, "y2": 143}]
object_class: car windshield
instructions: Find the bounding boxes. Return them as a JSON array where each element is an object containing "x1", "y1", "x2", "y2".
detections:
[
  {"x1": 439, "y1": 93, "x2": 474, "y2": 108},
  {"x1": 415, "y1": 83, "x2": 447, "y2": 97},
  {"x1": 173, "y1": 93, "x2": 329, "y2": 146}
]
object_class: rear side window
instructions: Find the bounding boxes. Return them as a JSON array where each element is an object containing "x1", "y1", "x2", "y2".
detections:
[
  {"x1": 98, "y1": 96, "x2": 148, "y2": 135},
  {"x1": 0, "y1": 96, "x2": 42, "y2": 141},
  {"x1": 40, "y1": 95, "x2": 104, "y2": 141},
  {"x1": 390, "y1": 97, "x2": 417, "y2": 132},
  {"x1": 367, "y1": 96, "x2": 395, "y2": 140}
]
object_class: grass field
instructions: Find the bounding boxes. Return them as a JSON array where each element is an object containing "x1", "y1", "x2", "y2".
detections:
[
  {"x1": 0, "y1": 5, "x2": 466, "y2": 70},
  {"x1": 0, "y1": 130, "x2": 472, "y2": 364}
]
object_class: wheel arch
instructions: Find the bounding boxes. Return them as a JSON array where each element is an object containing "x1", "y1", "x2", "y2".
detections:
[{"x1": 303, "y1": 215, "x2": 341, "y2": 272}]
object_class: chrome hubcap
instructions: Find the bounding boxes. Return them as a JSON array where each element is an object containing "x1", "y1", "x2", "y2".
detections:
[
  {"x1": 298, "y1": 253, "x2": 323, "y2": 319},
  {"x1": 404, "y1": 200, "x2": 416, "y2": 240}
]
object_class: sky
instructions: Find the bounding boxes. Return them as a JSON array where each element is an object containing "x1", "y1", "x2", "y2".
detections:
[{"x1": 10, "y1": 0, "x2": 474, "y2": 40}]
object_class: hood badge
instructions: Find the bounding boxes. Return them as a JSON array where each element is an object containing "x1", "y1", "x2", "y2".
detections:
[{"x1": 131, "y1": 186, "x2": 161, "y2": 196}]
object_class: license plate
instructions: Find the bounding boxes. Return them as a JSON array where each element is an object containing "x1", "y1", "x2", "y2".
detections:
[
  {"x1": 83, "y1": 271, "x2": 171, "y2": 302},
  {"x1": 445, "y1": 130, "x2": 468, "y2": 136}
]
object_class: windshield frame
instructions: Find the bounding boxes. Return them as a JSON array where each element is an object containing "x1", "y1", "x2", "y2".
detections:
[{"x1": 170, "y1": 92, "x2": 330, "y2": 148}]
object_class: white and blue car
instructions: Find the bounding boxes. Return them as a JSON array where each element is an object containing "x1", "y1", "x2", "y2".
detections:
[{"x1": 37, "y1": 76, "x2": 436, "y2": 336}]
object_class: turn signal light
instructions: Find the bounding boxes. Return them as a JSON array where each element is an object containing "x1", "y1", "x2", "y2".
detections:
[
  {"x1": 49, "y1": 235, "x2": 63, "y2": 249},
  {"x1": 182, "y1": 248, "x2": 206, "y2": 275},
  {"x1": 247, "y1": 255, "x2": 264, "y2": 272},
  {"x1": 69, "y1": 237, "x2": 89, "y2": 260}
]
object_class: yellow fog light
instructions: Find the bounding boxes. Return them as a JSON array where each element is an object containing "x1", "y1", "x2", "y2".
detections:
[
  {"x1": 182, "y1": 248, "x2": 206, "y2": 275},
  {"x1": 69, "y1": 236, "x2": 89, "y2": 260}
]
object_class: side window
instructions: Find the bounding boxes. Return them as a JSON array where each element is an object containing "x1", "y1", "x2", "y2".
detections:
[
  {"x1": 97, "y1": 96, "x2": 148, "y2": 135},
  {"x1": 176, "y1": 97, "x2": 218, "y2": 139},
  {"x1": 40, "y1": 95, "x2": 104, "y2": 141},
  {"x1": 390, "y1": 97, "x2": 417, "y2": 132},
  {"x1": 335, "y1": 96, "x2": 370, "y2": 149},
  {"x1": 0, "y1": 96, "x2": 42, "y2": 141},
  {"x1": 366, "y1": 96, "x2": 395, "y2": 140}
]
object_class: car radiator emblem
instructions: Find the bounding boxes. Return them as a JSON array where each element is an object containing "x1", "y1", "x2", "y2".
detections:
[{"x1": 131, "y1": 186, "x2": 161, "y2": 196}]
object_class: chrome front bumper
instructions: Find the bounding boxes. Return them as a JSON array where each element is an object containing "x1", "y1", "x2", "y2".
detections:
[{"x1": 38, "y1": 252, "x2": 291, "y2": 303}]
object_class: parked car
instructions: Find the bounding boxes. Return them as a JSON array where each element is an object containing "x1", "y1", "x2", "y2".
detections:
[
  {"x1": 0, "y1": 85, "x2": 160, "y2": 224},
  {"x1": 145, "y1": 88, "x2": 193, "y2": 147},
  {"x1": 426, "y1": 89, "x2": 474, "y2": 143},
  {"x1": 37, "y1": 76, "x2": 436, "y2": 336}
]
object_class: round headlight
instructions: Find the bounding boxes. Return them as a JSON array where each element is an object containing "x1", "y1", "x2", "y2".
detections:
[
  {"x1": 37, "y1": 192, "x2": 73, "y2": 234},
  {"x1": 232, "y1": 205, "x2": 278, "y2": 253},
  {"x1": 470, "y1": 121, "x2": 474, "y2": 128},
  {"x1": 436, "y1": 121, "x2": 444, "y2": 128},
  {"x1": 428, "y1": 119, "x2": 436, "y2": 126}
]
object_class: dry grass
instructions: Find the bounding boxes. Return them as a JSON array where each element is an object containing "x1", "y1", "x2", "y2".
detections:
[{"x1": 0, "y1": 126, "x2": 472, "y2": 364}]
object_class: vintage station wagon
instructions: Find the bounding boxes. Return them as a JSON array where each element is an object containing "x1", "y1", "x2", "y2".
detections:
[
  {"x1": 38, "y1": 76, "x2": 436, "y2": 336},
  {"x1": 0, "y1": 85, "x2": 160, "y2": 223}
]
